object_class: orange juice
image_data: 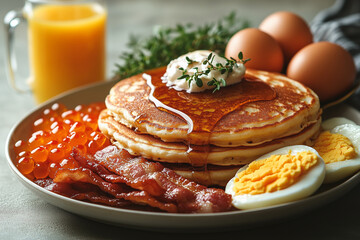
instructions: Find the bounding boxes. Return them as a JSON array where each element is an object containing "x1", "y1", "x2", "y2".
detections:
[{"x1": 27, "y1": 4, "x2": 106, "y2": 103}]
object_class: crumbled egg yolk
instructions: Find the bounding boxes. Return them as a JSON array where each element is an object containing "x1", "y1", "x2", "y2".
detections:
[
  {"x1": 233, "y1": 151, "x2": 318, "y2": 195},
  {"x1": 313, "y1": 131, "x2": 357, "y2": 164}
]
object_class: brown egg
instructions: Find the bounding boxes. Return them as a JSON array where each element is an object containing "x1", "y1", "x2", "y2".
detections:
[
  {"x1": 287, "y1": 41, "x2": 356, "y2": 102},
  {"x1": 225, "y1": 28, "x2": 284, "y2": 72},
  {"x1": 259, "y1": 11, "x2": 313, "y2": 64}
]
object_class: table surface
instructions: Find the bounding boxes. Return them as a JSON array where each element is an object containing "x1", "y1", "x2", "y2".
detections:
[{"x1": 2, "y1": 0, "x2": 360, "y2": 239}]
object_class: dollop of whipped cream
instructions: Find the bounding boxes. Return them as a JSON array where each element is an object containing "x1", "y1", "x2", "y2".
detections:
[{"x1": 162, "y1": 50, "x2": 246, "y2": 93}]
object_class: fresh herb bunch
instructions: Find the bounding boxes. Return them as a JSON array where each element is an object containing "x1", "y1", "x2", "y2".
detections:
[
  {"x1": 178, "y1": 52, "x2": 250, "y2": 93},
  {"x1": 115, "y1": 12, "x2": 249, "y2": 79}
]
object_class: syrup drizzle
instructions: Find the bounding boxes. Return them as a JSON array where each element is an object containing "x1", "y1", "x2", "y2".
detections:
[
  {"x1": 143, "y1": 67, "x2": 276, "y2": 185},
  {"x1": 144, "y1": 73, "x2": 194, "y2": 133}
]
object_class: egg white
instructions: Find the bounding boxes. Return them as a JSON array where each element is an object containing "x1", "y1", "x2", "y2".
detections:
[
  {"x1": 320, "y1": 117, "x2": 360, "y2": 183},
  {"x1": 226, "y1": 145, "x2": 325, "y2": 210},
  {"x1": 321, "y1": 117, "x2": 356, "y2": 130}
]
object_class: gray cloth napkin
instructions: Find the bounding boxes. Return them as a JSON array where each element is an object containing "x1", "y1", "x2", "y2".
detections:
[{"x1": 311, "y1": 0, "x2": 360, "y2": 109}]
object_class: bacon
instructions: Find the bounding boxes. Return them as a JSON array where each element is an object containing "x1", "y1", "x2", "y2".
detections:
[
  {"x1": 51, "y1": 167, "x2": 177, "y2": 213},
  {"x1": 73, "y1": 145, "x2": 232, "y2": 213},
  {"x1": 71, "y1": 150, "x2": 128, "y2": 184},
  {"x1": 34, "y1": 179, "x2": 131, "y2": 208}
]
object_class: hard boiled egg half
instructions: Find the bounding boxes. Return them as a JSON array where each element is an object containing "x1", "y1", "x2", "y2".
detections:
[
  {"x1": 312, "y1": 117, "x2": 360, "y2": 183},
  {"x1": 226, "y1": 146, "x2": 325, "y2": 210}
]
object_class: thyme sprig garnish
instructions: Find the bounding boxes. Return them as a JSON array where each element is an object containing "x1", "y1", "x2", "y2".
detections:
[
  {"x1": 177, "y1": 52, "x2": 250, "y2": 93},
  {"x1": 115, "y1": 12, "x2": 249, "y2": 79}
]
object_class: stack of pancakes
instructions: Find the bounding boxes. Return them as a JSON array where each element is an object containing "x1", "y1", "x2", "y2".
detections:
[{"x1": 99, "y1": 68, "x2": 321, "y2": 186}]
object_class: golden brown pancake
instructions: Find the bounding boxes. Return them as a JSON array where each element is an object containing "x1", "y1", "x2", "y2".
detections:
[
  {"x1": 100, "y1": 67, "x2": 322, "y2": 186},
  {"x1": 99, "y1": 109, "x2": 320, "y2": 166},
  {"x1": 99, "y1": 109, "x2": 321, "y2": 186},
  {"x1": 105, "y1": 68, "x2": 320, "y2": 147}
]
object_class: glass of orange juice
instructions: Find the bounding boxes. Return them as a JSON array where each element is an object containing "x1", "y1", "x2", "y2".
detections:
[{"x1": 4, "y1": 0, "x2": 107, "y2": 104}]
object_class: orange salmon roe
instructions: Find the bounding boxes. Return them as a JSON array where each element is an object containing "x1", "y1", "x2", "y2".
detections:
[{"x1": 14, "y1": 102, "x2": 110, "y2": 180}]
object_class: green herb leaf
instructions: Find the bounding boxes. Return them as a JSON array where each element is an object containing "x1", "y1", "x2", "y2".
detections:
[
  {"x1": 196, "y1": 78, "x2": 203, "y2": 87},
  {"x1": 177, "y1": 74, "x2": 189, "y2": 80},
  {"x1": 186, "y1": 56, "x2": 195, "y2": 64}
]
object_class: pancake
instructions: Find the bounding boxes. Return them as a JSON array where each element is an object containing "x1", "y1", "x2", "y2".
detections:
[
  {"x1": 105, "y1": 68, "x2": 321, "y2": 147},
  {"x1": 99, "y1": 109, "x2": 321, "y2": 167},
  {"x1": 101, "y1": 67, "x2": 322, "y2": 186}
]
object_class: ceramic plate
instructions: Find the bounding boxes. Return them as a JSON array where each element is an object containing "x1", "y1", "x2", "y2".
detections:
[{"x1": 5, "y1": 79, "x2": 360, "y2": 232}]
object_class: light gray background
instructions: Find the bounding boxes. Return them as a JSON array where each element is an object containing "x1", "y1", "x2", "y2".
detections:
[{"x1": 2, "y1": 0, "x2": 360, "y2": 239}]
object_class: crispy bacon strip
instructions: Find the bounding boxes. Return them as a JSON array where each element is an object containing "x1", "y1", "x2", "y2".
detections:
[
  {"x1": 74, "y1": 145, "x2": 232, "y2": 213},
  {"x1": 51, "y1": 167, "x2": 177, "y2": 213},
  {"x1": 72, "y1": 151, "x2": 128, "y2": 184},
  {"x1": 34, "y1": 179, "x2": 130, "y2": 208}
]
